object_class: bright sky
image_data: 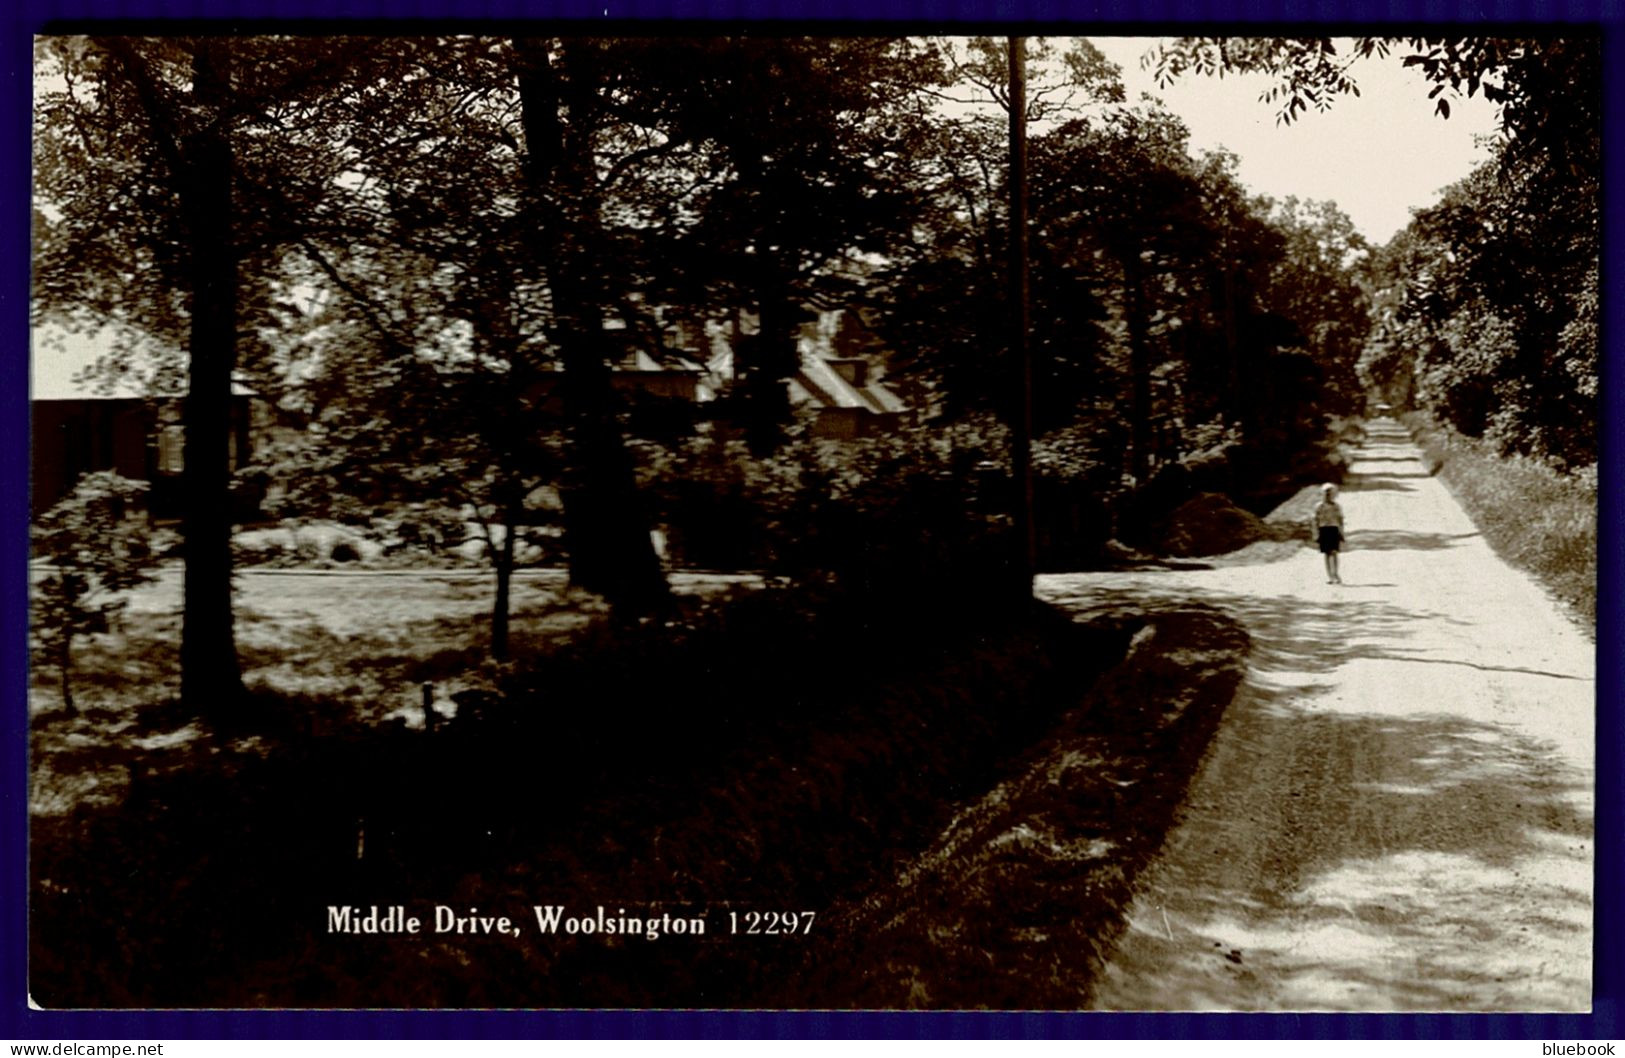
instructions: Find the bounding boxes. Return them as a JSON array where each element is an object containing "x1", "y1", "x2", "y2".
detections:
[{"x1": 1086, "y1": 37, "x2": 1502, "y2": 246}]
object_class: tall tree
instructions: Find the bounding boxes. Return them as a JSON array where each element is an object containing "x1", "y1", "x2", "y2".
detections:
[
  {"x1": 279, "y1": 37, "x2": 578, "y2": 654},
  {"x1": 1029, "y1": 106, "x2": 1214, "y2": 473},
  {"x1": 511, "y1": 37, "x2": 671, "y2": 612},
  {"x1": 656, "y1": 37, "x2": 946, "y2": 453},
  {"x1": 1148, "y1": 34, "x2": 1598, "y2": 468},
  {"x1": 1177, "y1": 148, "x2": 1286, "y2": 440},
  {"x1": 1261, "y1": 197, "x2": 1370, "y2": 415},
  {"x1": 284, "y1": 37, "x2": 677, "y2": 619},
  {"x1": 33, "y1": 36, "x2": 386, "y2": 713},
  {"x1": 870, "y1": 37, "x2": 1123, "y2": 428},
  {"x1": 1359, "y1": 149, "x2": 1597, "y2": 466}
]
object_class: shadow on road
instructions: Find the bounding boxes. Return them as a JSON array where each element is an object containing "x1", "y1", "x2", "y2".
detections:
[
  {"x1": 1347, "y1": 650, "x2": 1588, "y2": 682},
  {"x1": 1042, "y1": 574, "x2": 1592, "y2": 1010},
  {"x1": 1360, "y1": 468, "x2": 1433, "y2": 479},
  {"x1": 1341, "y1": 478, "x2": 1417, "y2": 493},
  {"x1": 1048, "y1": 583, "x2": 1474, "y2": 678},
  {"x1": 1346, "y1": 529, "x2": 1480, "y2": 551}
]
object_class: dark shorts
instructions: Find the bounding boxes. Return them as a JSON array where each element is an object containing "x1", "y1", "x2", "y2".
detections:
[{"x1": 1318, "y1": 526, "x2": 1343, "y2": 554}]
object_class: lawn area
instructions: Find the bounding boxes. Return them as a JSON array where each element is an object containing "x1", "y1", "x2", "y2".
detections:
[
  {"x1": 33, "y1": 565, "x2": 760, "y2": 719},
  {"x1": 32, "y1": 569, "x2": 556, "y2": 797}
]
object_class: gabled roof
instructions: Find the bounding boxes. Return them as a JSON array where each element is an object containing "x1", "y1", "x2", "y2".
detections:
[
  {"x1": 791, "y1": 339, "x2": 906, "y2": 417},
  {"x1": 705, "y1": 334, "x2": 905, "y2": 418}
]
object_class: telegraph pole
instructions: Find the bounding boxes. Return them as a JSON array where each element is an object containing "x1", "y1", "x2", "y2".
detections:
[{"x1": 1008, "y1": 36, "x2": 1036, "y2": 594}]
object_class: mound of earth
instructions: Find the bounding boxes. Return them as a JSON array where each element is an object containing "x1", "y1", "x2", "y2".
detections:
[{"x1": 1153, "y1": 492, "x2": 1272, "y2": 557}]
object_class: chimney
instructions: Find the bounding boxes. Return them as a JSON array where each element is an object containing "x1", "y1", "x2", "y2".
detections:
[{"x1": 829, "y1": 358, "x2": 867, "y2": 387}]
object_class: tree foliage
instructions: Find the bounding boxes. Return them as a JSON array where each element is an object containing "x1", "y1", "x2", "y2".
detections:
[
  {"x1": 30, "y1": 473, "x2": 159, "y2": 713},
  {"x1": 646, "y1": 37, "x2": 949, "y2": 452},
  {"x1": 33, "y1": 36, "x2": 398, "y2": 711},
  {"x1": 1144, "y1": 36, "x2": 1593, "y2": 143},
  {"x1": 878, "y1": 74, "x2": 1362, "y2": 508},
  {"x1": 1361, "y1": 144, "x2": 1597, "y2": 467},
  {"x1": 1261, "y1": 197, "x2": 1370, "y2": 415},
  {"x1": 1146, "y1": 34, "x2": 1598, "y2": 471},
  {"x1": 39, "y1": 31, "x2": 1579, "y2": 695}
]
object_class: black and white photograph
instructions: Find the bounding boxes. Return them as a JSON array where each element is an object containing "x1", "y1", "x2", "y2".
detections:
[{"x1": 22, "y1": 31, "x2": 1600, "y2": 1014}]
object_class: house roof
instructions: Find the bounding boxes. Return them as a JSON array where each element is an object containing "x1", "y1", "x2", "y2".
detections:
[
  {"x1": 31, "y1": 321, "x2": 256, "y2": 401},
  {"x1": 791, "y1": 339, "x2": 907, "y2": 417},
  {"x1": 706, "y1": 334, "x2": 905, "y2": 418},
  {"x1": 615, "y1": 348, "x2": 704, "y2": 374}
]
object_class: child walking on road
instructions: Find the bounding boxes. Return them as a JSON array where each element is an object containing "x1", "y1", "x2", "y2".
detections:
[{"x1": 1313, "y1": 483, "x2": 1345, "y2": 584}]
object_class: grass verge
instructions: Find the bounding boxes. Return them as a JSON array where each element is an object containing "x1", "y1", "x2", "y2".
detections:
[
  {"x1": 31, "y1": 590, "x2": 1148, "y2": 1008},
  {"x1": 777, "y1": 605, "x2": 1250, "y2": 1009},
  {"x1": 1404, "y1": 413, "x2": 1596, "y2": 625}
]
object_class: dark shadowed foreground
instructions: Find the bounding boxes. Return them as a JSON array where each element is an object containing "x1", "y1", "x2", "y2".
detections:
[{"x1": 31, "y1": 579, "x2": 1253, "y2": 1008}]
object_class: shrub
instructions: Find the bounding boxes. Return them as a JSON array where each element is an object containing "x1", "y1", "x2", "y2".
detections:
[
  {"x1": 30, "y1": 472, "x2": 160, "y2": 713},
  {"x1": 639, "y1": 416, "x2": 1020, "y2": 605},
  {"x1": 768, "y1": 417, "x2": 1017, "y2": 604},
  {"x1": 1033, "y1": 417, "x2": 1131, "y2": 568},
  {"x1": 643, "y1": 404, "x2": 1344, "y2": 580}
]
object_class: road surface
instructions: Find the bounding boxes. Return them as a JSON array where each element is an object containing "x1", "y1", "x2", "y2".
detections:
[{"x1": 1038, "y1": 418, "x2": 1594, "y2": 1012}]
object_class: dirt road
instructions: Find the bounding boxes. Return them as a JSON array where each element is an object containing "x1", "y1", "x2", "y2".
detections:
[{"x1": 1038, "y1": 419, "x2": 1594, "y2": 1012}]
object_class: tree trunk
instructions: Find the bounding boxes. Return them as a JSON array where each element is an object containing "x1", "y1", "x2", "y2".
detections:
[
  {"x1": 554, "y1": 329, "x2": 670, "y2": 614},
  {"x1": 179, "y1": 40, "x2": 245, "y2": 712},
  {"x1": 728, "y1": 143, "x2": 802, "y2": 457},
  {"x1": 58, "y1": 633, "x2": 76, "y2": 715},
  {"x1": 1007, "y1": 36, "x2": 1035, "y2": 593},
  {"x1": 744, "y1": 259, "x2": 800, "y2": 457},
  {"x1": 491, "y1": 495, "x2": 517, "y2": 662},
  {"x1": 1125, "y1": 258, "x2": 1153, "y2": 484},
  {"x1": 513, "y1": 38, "x2": 669, "y2": 616},
  {"x1": 1221, "y1": 265, "x2": 1245, "y2": 438}
]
